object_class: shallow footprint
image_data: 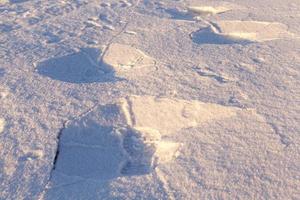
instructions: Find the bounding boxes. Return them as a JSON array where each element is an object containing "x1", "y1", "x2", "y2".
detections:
[{"x1": 102, "y1": 43, "x2": 156, "y2": 77}]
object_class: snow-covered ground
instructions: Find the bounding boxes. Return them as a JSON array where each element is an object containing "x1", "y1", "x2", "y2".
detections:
[{"x1": 0, "y1": 0, "x2": 300, "y2": 199}]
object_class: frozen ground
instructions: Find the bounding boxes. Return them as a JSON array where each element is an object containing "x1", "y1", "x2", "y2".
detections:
[{"x1": 0, "y1": 0, "x2": 300, "y2": 199}]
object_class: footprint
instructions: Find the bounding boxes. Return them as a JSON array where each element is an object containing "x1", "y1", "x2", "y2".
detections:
[
  {"x1": 102, "y1": 43, "x2": 156, "y2": 76},
  {"x1": 48, "y1": 107, "x2": 119, "y2": 181},
  {"x1": 53, "y1": 121, "x2": 128, "y2": 180},
  {"x1": 52, "y1": 109, "x2": 169, "y2": 180},
  {"x1": 216, "y1": 21, "x2": 295, "y2": 42},
  {"x1": 34, "y1": 42, "x2": 155, "y2": 82},
  {"x1": 192, "y1": 20, "x2": 296, "y2": 45},
  {"x1": 51, "y1": 95, "x2": 240, "y2": 183},
  {"x1": 191, "y1": 26, "x2": 251, "y2": 45},
  {"x1": 36, "y1": 48, "x2": 113, "y2": 83}
]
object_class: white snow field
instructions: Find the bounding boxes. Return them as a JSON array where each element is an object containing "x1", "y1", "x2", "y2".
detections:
[{"x1": 0, "y1": 0, "x2": 300, "y2": 199}]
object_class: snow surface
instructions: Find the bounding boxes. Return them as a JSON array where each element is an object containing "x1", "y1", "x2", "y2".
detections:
[{"x1": 0, "y1": 0, "x2": 300, "y2": 199}]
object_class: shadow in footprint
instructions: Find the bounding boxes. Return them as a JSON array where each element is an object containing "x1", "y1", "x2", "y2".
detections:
[
  {"x1": 54, "y1": 122, "x2": 125, "y2": 180},
  {"x1": 52, "y1": 118, "x2": 156, "y2": 182},
  {"x1": 45, "y1": 104, "x2": 161, "y2": 198},
  {"x1": 191, "y1": 27, "x2": 252, "y2": 45},
  {"x1": 36, "y1": 48, "x2": 118, "y2": 83}
]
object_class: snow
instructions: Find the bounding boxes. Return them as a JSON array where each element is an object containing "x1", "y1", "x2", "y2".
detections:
[
  {"x1": 102, "y1": 43, "x2": 156, "y2": 74},
  {"x1": 188, "y1": 6, "x2": 232, "y2": 16},
  {"x1": 0, "y1": 0, "x2": 300, "y2": 199},
  {"x1": 121, "y1": 95, "x2": 239, "y2": 136},
  {"x1": 213, "y1": 21, "x2": 295, "y2": 42},
  {"x1": 0, "y1": 118, "x2": 5, "y2": 133}
]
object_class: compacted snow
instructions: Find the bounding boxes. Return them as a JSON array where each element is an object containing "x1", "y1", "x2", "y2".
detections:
[{"x1": 0, "y1": 0, "x2": 300, "y2": 199}]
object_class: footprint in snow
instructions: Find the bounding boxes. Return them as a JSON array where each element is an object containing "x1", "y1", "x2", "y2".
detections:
[
  {"x1": 50, "y1": 95, "x2": 242, "y2": 184},
  {"x1": 191, "y1": 20, "x2": 296, "y2": 45},
  {"x1": 36, "y1": 48, "x2": 115, "y2": 83},
  {"x1": 36, "y1": 44, "x2": 156, "y2": 83}
]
